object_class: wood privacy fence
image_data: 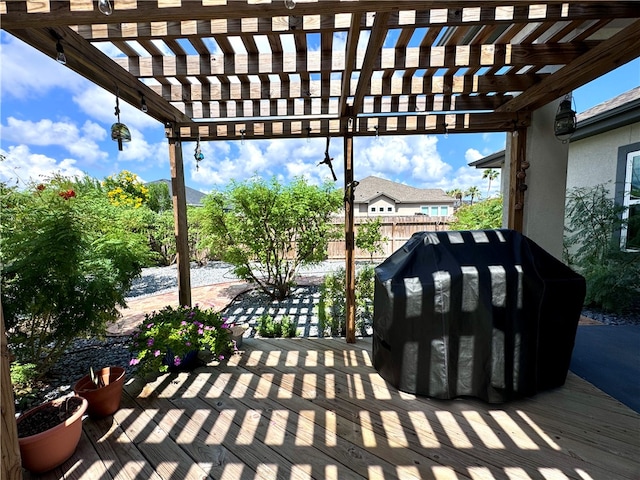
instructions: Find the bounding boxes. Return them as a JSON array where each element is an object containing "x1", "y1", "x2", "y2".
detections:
[{"x1": 327, "y1": 215, "x2": 452, "y2": 260}]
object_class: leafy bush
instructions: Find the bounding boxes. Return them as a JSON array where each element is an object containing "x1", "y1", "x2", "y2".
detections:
[
  {"x1": 318, "y1": 264, "x2": 375, "y2": 337},
  {"x1": 1, "y1": 176, "x2": 151, "y2": 377},
  {"x1": 256, "y1": 314, "x2": 298, "y2": 338},
  {"x1": 128, "y1": 305, "x2": 234, "y2": 376},
  {"x1": 103, "y1": 170, "x2": 150, "y2": 209},
  {"x1": 199, "y1": 176, "x2": 343, "y2": 300},
  {"x1": 356, "y1": 217, "x2": 388, "y2": 262},
  {"x1": 564, "y1": 184, "x2": 640, "y2": 312},
  {"x1": 450, "y1": 196, "x2": 503, "y2": 230},
  {"x1": 9, "y1": 362, "x2": 40, "y2": 410}
]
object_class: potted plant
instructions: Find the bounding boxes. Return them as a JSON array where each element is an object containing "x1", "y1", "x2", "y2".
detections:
[
  {"x1": 73, "y1": 366, "x2": 126, "y2": 418},
  {"x1": 128, "y1": 305, "x2": 235, "y2": 377},
  {"x1": 17, "y1": 395, "x2": 88, "y2": 473}
]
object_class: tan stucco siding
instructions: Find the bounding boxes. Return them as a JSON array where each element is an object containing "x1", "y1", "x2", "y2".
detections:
[{"x1": 567, "y1": 123, "x2": 640, "y2": 199}]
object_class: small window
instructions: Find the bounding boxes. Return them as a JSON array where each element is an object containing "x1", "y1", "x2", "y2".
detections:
[
  {"x1": 420, "y1": 206, "x2": 429, "y2": 214},
  {"x1": 379, "y1": 207, "x2": 385, "y2": 212},
  {"x1": 440, "y1": 206, "x2": 448, "y2": 216},
  {"x1": 430, "y1": 206, "x2": 439, "y2": 216},
  {"x1": 387, "y1": 207, "x2": 393, "y2": 212},
  {"x1": 622, "y1": 150, "x2": 640, "y2": 251},
  {"x1": 370, "y1": 207, "x2": 376, "y2": 212}
]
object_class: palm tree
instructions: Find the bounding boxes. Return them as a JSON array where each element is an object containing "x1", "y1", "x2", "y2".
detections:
[
  {"x1": 446, "y1": 188, "x2": 464, "y2": 208},
  {"x1": 466, "y1": 186, "x2": 481, "y2": 205},
  {"x1": 482, "y1": 169, "x2": 499, "y2": 197}
]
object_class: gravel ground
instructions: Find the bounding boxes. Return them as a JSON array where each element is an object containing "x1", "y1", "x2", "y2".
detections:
[
  {"x1": 125, "y1": 260, "x2": 345, "y2": 300},
  {"x1": 15, "y1": 260, "x2": 638, "y2": 412}
]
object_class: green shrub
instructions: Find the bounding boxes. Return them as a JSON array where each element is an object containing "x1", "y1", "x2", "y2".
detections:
[
  {"x1": 564, "y1": 184, "x2": 640, "y2": 313},
  {"x1": 450, "y1": 197, "x2": 503, "y2": 230},
  {"x1": 257, "y1": 314, "x2": 298, "y2": 338},
  {"x1": 317, "y1": 264, "x2": 375, "y2": 337},
  {"x1": 199, "y1": 176, "x2": 342, "y2": 300},
  {"x1": 1, "y1": 176, "x2": 152, "y2": 377}
]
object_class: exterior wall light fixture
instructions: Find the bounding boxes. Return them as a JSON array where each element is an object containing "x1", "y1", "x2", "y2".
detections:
[{"x1": 554, "y1": 94, "x2": 577, "y2": 143}]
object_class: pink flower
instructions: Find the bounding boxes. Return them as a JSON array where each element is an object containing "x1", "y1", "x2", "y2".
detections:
[
  {"x1": 173, "y1": 356, "x2": 181, "y2": 366},
  {"x1": 181, "y1": 321, "x2": 187, "y2": 326},
  {"x1": 146, "y1": 323, "x2": 154, "y2": 329},
  {"x1": 198, "y1": 329, "x2": 204, "y2": 335},
  {"x1": 147, "y1": 338, "x2": 154, "y2": 347},
  {"x1": 154, "y1": 350, "x2": 161, "y2": 357},
  {"x1": 185, "y1": 341, "x2": 191, "y2": 347},
  {"x1": 129, "y1": 358, "x2": 140, "y2": 366},
  {"x1": 218, "y1": 354, "x2": 225, "y2": 361}
]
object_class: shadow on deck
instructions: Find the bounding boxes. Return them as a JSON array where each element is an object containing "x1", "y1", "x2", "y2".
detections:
[{"x1": 25, "y1": 337, "x2": 640, "y2": 480}]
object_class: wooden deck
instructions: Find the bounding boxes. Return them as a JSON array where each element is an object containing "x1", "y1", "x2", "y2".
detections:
[{"x1": 26, "y1": 337, "x2": 640, "y2": 480}]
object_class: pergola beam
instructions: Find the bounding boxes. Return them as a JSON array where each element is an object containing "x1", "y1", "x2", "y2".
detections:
[
  {"x1": 4, "y1": 1, "x2": 640, "y2": 30},
  {"x1": 497, "y1": 19, "x2": 640, "y2": 113}
]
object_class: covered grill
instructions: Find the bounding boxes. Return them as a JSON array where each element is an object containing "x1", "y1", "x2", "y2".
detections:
[{"x1": 373, "y1": 229, "x2": 586, "y2": 403}]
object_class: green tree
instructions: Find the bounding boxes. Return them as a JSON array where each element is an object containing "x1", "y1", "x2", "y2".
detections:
[
  {"x1": 0, "y1": 176, "x2": 153, "y2": 377},
  {"x1": 146, "y1": 181, "x2": 172, "y2": 213},
  {"x1": 482, "y1": 169, "x2": 499, "y2": 197},
  {"x1": 199, "y1": 176, "x2": 343, "y2": 299},
  {"x1": 465, "y1": 186, "x2": 481, "y2": 205},
  {"x1": 450, "y1": 196, "x2": 503, "y2": 230},
  {"x1": 356, "y1": 217, "x2": 388, "y2": 262}
]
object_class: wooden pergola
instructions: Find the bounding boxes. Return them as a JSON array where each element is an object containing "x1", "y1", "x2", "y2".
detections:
[
  {"x1": 3, "y1": 0, "x2": 640, "y2": 340},
  {"x1": 2, "y1": 2, "x2": 640, "y2": 476}
]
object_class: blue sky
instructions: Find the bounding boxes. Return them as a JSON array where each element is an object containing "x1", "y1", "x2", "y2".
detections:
[{"x1": 1, "y1": 30, "x2": 639, "y2": 197}]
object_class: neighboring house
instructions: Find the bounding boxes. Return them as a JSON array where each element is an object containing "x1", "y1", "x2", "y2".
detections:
[
  {"x1": 354, "y1": 176, "x2": 456, "y2": 218},
  {"x1": 147, "y1": 179, "x2": 207, "y2": 206},
  {"x1": 470, "y1": 86, "x2": 640, "y2": 253}
]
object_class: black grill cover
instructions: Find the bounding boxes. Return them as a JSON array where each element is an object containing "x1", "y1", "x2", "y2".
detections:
[{"x1": 373, "y1": 229, "x2": 586, "y2": 403}]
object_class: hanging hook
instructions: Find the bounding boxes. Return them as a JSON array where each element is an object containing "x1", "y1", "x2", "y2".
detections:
[
  {"x1": 318, "y1": 136, "x2": 337, "y2": 182},
  {"x1": 114, "y1": 88, "x2": 121, "y2": 122}
]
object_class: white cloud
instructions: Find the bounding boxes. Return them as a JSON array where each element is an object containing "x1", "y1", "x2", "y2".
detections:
[
  {"x1": 0, "y1": 33, "x2": 87, "y2": 99},
  {"x1": 465, "y1": 148, "x2": 484, "y2": 163},
  {"x1": 0, "y1": 145, "x2": 86, "y2": 187},
  {"x1": 2, "y1": 117, "x2": 108, "y2": 163},
  {"x1": 73, "y1": 85, "x2": 161, "y2": 131}
]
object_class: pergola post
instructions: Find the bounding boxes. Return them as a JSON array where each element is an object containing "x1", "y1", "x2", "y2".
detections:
[
  {"x1": 167, "y1": 128, "x2": 192, "y2": 307},
  {"x1": 507, "y1": 127, "x2": 527, "y2": 232},
  {"x1": 344, "y1": 127, "x2": 356, "y2": 344},
  {"x1": 1, "y1": 303, "x2": 22, "y2": 480}
]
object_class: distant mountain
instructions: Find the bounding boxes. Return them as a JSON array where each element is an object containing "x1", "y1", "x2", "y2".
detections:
[{"x1": 147, "y1": 179, "x2": 206, "y2": 206}]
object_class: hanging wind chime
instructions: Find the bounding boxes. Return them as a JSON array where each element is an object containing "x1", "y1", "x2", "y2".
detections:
[
  {"x1": 111, "y1": 89, "x2": 131, "y2": 151},
  {"x1": 194, "y1": 135, "x2": 204, "y2": 170}
]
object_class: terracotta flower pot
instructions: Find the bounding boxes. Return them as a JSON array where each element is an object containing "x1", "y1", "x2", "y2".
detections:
[
  {"x1": 73, "y1": 366, "x2": 126, "y2": 418},
  {"x1": 17, "y1": 396, "x2": 88, "y2": 473}
]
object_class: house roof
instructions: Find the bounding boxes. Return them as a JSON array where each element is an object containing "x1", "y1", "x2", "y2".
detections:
[
  {"x1": 2, "y1": 2, "x2": 640, "y2": 142},
  {"x1": 355, "y1": 176, "x2": 454, "y2": 204},
  {"x1": 148, "y1": 179, "x2": 206, "y2": 206},
  {"x1": 470, "y1": 85, "x2": 640, "y2": 168},
  {"x1": 572, "y1": 85, "x2": 640, "y2": 141}
]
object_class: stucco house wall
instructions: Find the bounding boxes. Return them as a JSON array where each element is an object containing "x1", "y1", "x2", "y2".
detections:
[{"x1": 567, "y1": 123, "x2": 640, "y2": 198}]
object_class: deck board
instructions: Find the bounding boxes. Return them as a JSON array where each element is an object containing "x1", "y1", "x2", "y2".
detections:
[{"x1": 24, "y1": 337, "x2": 640, "y2": 480}]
